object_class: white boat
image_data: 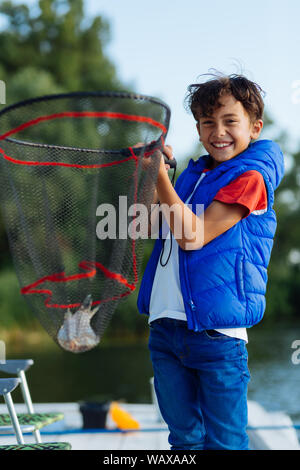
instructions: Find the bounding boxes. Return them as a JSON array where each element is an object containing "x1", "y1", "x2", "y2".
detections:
[
  {"x1": 247, "y1": 400, "x2": 300, "y2": 450},
  {"x1": 0, "y1": 400, "x2": 299, "y2": 450}
]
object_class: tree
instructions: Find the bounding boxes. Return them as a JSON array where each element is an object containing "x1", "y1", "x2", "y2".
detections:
[
  {"x1": 0, "y1": 0, "x2": 121, "y2": 94},
  {"x1": 0, "y1": 0, "x2": 164, "y2": 338},
  {"x1": 0, "y1": 0, "x2": 126, "y2": 266}
]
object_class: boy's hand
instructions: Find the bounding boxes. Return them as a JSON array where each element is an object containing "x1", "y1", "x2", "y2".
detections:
[
  {"x1": 157, "y1": 145, "x2": 174, "y2": 185},
  {"x1": 160, "y1": 144, "x2": 174, "y2": 172},
  {"x1": 133, "y1": 142, "x2": 174, "y2": 173}
]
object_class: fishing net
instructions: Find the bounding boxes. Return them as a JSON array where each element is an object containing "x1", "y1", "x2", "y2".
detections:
[{"x1": 0, "y1": 92, "x2": 172, "y2": 353}]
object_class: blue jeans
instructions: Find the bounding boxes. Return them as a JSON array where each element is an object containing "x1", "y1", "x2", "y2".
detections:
[{"x1": 148, "y1": 318, "x2": 250, "y2": 450}]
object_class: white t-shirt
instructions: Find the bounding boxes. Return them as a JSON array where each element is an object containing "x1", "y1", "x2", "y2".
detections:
[{"x1": 148, "y1": 172, "x2": 248, "y2": 342}]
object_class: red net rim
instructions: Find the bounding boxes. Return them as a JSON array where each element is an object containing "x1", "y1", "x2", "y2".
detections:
[{"x1": 0, "y1": 91, "x2": 170, "y2": 166}]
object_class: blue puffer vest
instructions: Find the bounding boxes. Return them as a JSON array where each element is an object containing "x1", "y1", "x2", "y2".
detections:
[{"x1": 137, "y1": 139, "x2": 285, "y2": 331}]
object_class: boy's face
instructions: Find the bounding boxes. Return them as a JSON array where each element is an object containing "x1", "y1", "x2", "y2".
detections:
[{"x1": 196, "y1": 94, "x2": 263, "y2": 169}]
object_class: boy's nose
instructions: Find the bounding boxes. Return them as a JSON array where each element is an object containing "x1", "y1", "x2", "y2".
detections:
[{"x1": 213, "y1": 123, "x2": 226, "y2": 137}]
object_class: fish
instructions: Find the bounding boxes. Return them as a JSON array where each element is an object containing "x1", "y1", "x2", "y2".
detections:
[{"x1": 57, "y1": 294, "x2": 100, "y2": 353}]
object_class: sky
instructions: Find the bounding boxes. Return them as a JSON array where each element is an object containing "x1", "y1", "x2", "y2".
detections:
[
  {"x1": 4, "y1": 0, "x2": 300, "y2": 160},
  {"x1": 87, "y1": 0, "x2": 300, "y2": 160}
]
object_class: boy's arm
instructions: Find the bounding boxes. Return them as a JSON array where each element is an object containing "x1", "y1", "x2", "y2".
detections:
[
  {"x1": 156, "y1": 154, "x2": 248, "y2": 250},
  {"x1": 201, "y1": 200, "x2": 248, "y2": 246}
]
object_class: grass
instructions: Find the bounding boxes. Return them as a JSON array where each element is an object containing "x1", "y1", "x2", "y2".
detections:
[{"x1": 0, "y1": 268, "x2": 33, "y2": 329}]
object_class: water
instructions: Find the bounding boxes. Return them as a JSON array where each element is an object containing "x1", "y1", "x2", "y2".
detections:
[
  {"x1": 247, "y1": 322, "x2": 300, "y2": 434},
  {"x1": 2, "y1": 321, "x2": 300, "y2": 437}
]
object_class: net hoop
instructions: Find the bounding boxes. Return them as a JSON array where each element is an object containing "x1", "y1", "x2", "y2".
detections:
[
  {"x1": 0, "y1": 91, "x2": 170, "y2": 164},
  {"x1": 0, "y1": 91, "x2": 171, "y2": 350}
]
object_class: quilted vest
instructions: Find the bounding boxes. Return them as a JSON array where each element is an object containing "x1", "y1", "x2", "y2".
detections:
[{"x1": 137, "y1": 140, "x2": 284, "y2": 331}]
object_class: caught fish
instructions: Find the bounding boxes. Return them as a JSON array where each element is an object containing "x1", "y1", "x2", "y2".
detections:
[{"x1": 57, "y1": 294, "x2": 100, "y2": 353}]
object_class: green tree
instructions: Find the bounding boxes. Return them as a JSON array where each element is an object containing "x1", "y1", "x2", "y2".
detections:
[
  {"x1": 0, "y1": 0, "x2": 164, "y2": 340},
  {"x1": 0, "y1": 0, "x2": 120, "y2": 94},
  {"x1": 0, "y1": 0, "x2": 125, "y2": 266},
  {"x1": 266, "y1": 142, "x2": 300, "y2": 320}
]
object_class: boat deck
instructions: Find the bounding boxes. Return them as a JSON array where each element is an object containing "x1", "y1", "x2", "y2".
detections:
[{"x1": 0, "y1": 401, "x2": 299, "y2": 450}]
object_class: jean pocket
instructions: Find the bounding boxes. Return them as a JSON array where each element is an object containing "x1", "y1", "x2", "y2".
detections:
[
  {"x1": 204, "y1": 329, "x2": 227, "y2": 340},
  {"x1": 149, "y1": 322, "x2": 157, "y2": 330},
  {"x1": 149, "y1": 319, "x2": 163, "y2": 330}
]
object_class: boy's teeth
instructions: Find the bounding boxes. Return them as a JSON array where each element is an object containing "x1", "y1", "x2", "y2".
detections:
[{"x1": 212, "y1": 142, "x2": 232, "y2": 148}]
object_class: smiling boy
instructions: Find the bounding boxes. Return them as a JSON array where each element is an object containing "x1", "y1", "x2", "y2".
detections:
[
  {"x1": 197, "y1": 93, "x2": 263, "y2": 168},
  {"x1": 137, "y1": 74, "x2": 285, "y2": 450}
]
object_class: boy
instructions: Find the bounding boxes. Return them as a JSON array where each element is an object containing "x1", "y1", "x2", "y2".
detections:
[{"x1": 137, "y1": 74, "x2": 285, "y2": 450}]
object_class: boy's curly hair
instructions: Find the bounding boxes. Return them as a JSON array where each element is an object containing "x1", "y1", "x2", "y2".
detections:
[{"x1": 185, "y1": 73, "x2": 265, "y2": 123}]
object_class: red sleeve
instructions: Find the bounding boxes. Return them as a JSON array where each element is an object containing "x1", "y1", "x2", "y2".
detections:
[{"x1": 213, "y1": 170, "x2": 268, "y2": 218}]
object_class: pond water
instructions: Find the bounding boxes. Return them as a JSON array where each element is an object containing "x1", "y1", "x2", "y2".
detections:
[
  {"x1": 2, "y1": 321, "x2": 300, "y2": 438},
  {"x1": 246, "y1": 322, "x2": 300, "y2": 426}
]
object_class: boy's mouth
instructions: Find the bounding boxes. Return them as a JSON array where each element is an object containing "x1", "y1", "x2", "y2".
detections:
[{"x1": 211, "y1": 141, "x2": 233, "y2": 149}]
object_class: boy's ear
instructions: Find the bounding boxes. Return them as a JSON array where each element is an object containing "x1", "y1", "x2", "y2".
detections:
[
  {"x1": 196, "y1": 122, "x2": 202, "y2": 141},
  {"x1": 250, "y1": 119, "x2": 263, "y2": 140}
]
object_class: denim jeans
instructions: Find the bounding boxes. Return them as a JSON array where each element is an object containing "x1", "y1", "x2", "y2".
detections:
[{"x1": 148, "y1": 318, "x2": 250, "y2": 450}]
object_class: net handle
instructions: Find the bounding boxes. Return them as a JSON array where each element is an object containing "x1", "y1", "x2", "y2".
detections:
[{"x1": 163, "y1": 153, "x2": 176, "y2": 169}]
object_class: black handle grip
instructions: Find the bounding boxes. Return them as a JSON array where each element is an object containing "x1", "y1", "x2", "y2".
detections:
[{"x1": 164, "y1": 153, "x2": 177, "y2": 169}]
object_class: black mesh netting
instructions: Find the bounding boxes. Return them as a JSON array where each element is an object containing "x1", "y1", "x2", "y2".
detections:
[{"x1": 0, "y1": 92, "x2": 171, "y2": 352}]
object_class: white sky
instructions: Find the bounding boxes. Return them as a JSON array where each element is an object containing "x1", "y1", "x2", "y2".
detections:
[
  {"x1": 88, "y1": 0, "x2": 300, "y2": 160},
  {"x1": 3, "y1": 0, "x2": 300, "y2": 160}
]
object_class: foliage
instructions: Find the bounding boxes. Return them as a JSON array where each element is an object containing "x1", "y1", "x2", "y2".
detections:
[
  {"x1": 0, "y1": 268, "x2": 36, "y2": 328},
  {"x1": 0, "y1": 0, "x2": 124, "y2": 264},
  {"x1": 0, "y1": 0, "x2": 162, "y2": 340},
  {"x1": 0, "y1": 0, "x2": 300, "y2": 345},
  {"x1": 0, "y1": 0, "x2": 120, "y2": 94}
]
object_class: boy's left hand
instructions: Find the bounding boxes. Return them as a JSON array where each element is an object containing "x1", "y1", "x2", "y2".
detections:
[
  {"x1": 160, "y1": 144, "x2": 174, "y2": 172},
  {"x1": 133, "y1": 142, "x2": 174, "y2": 173}
]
